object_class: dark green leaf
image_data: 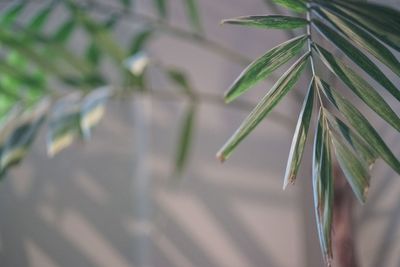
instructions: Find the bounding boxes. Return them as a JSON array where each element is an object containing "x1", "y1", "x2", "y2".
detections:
[
  {"x1": 317, "y1": 1, "x2": 400, "y2": 52},
  {"x1": 0, "y1": 1, "x2": 25, "y2": 26},
  {"x1": 129, "y1": 28, "x2": 153, "y2": 55},
  {"x1": 312, "y1": 110, "x2": 333, "y2": 264},
  {"x1": 166, "y1": 69, "x2": 193, "y2": 96},
  {"x1": 272, "y1": 0, "x2": 307, "y2": 13},
  {"x1": 184, "y1": 0, "x2": 202, "y2": 32},
  {"x1": 224, "y1": 34, "x2": 308, "y2": 103},
  {"x1": 218, "y1": 53, "x2": 309, "y2": 161},
  {"x1": 313, "y1": 20, "x2": 400, "y2": 102},
  {"x1": 53, "y1": 19, "x2": 76, "y2": 43},
  {"x1": 331, "y1": 131, "x2": 370, "y2": 203},
  {"x1": 283, "y1": 78, "x2": 314, "y2": 188},
  {"x1": 174, "y1": 104, "x2": 196, "y2": 175},
  {"x1": 86, "y1": 42, "x2": 101, "y2": 65},
  {"x1": 316, "y1": 77, "x2": 400, "y2": 175},
  {"x1": 29, "y1": 2, "x2": 55, "y2": 31},
  {"x1": 313, "y1": 44, "x2": 400, "y2": 132},
  {"x1": 222, "y1": 15, "x2": 308, "y2": 29},
  {"x1": 326, "y1": 113, "x2": 378, "y2": 168},
  {"x1": 315, "y1": 7, "x2": 400, "y2": 77}
]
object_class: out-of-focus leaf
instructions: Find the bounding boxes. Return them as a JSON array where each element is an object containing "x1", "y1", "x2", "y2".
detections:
[
  {"x1": 53, "y1": 19, "x2": 76, "y2": 43},
  {"x1": 119, "y1": 0, "x2": 133, "y2": 8},
  {"x1": 123, "y1": 52, "x2": 150, "y2": 76},
  {"x1": 183, "y1": 0, "x2": 202, "y2": 32},
  {"x1": 86, "y1": 42, "x2": 101, "y2": 65},
  {"x1": 316, "y1": 77, "x2": 400, "y2": 174},
  {"x1": 166, "y1": 69, "x2": 193, "y2": 96},
  {"x1": 47, "y1": 95, "x2": 82, "y2": 157},
  {"x1": 326, "y1": 113, "x2": 378, "y2": 168},
  {"x1": 224, "y1": 35, "x2": 308, "y2": 103},
  {"x1": 331, "y1": 130, "x2": 370, "y2": 203},
  {"x1": 272, "y1": 0, "x2": 307, "y2": 13},
  {"x1": 313, "y1": 20, "x2": 400, "y2": 102},
  {"x1": 129, "y1": 28, "x2": 153, "y2": 55},
  {"x1": 222, "y1": 15, "x2": 308, "y2": 29},
  {"x1": 0, "y1": 1, "x2": 25, "y2": 26},
  {"x1": 313, "y1": 44, "x2": 400, "y2": 132},
  {"x1": 283, "y1": 78, "x2": 314, "y2": 189},
  {"x1": 80, "y1": 87, "x2": 112, "y2": 139},
  {"x1": 315, "y1": 7, "x2": 400, "y2": 77},
  {"x1": 29, "y1": 2, "x2": 55, "y2": 31},
  {"x1": 217, "y1": 53, "x2": 309, "y2": 161},
  {"x1": 312, "y1": 110, "x2": 333, "y2": 265},
  {"x1": 174, "y1": 104, "x2": 196, "y2": 175},
  {"x1": 153, "y1": 0, "x2": 167, "y2": 19}
]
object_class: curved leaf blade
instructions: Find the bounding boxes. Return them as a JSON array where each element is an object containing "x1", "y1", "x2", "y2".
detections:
[
  {"x1": 272, "y1": 0, "x2": 307, "y2": 13},
  {"x1": 316, "y1": 77, "x2": 400, "y2": 175},
  {"x1": 315, "y1": 7, "x2": 400, "y2": 77},
  {"x1": 218, "y1": 53, "x2": 309, "y2": 161},
  {"x1": 225, "y1": 35, "x2": 308, "y2": 103},
  {"x1": 283, "y1": 78, "x2": 314, "y2": 189},
  {"x1": 313, "y1": 44, "x2": 400, "y2": 132},
  {"x1": 313, "y1": 20, "x2": 400, "y2": 102},
  {"x1": 222, "y1": 15, "x2": 308, "y2": 29},
  {"x1": 331, "y1": 132, "x2": 370, "y2": 203}
]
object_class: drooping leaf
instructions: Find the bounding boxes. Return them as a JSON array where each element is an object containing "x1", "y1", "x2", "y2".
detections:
[
  {"x1": 315, "y1": 7, "x2": 400, "y2": 77},
  {"x1": 272, "y1": 0, "x2": 307, "y2": 13},
  {"x1": 331, "y1": 130, "x2": 370, "y2": 203},
  {"x1": 174, "y1": 104, "x2": 196, "y2": 175},
  {"x1": 166, "y1": 69, "x2": 194, "y2": 96},
  {"x1": 283, "y1": 78, "x2": 314, "y2": 188},
  {"x1": 313, "y1": 44, "x2": 400, "y2": 132},
  {"x1": 312, "y1": 110, "x2": 333, "y2": 265},
  {"x1": 317, "y1": 1, "x2": 400, "y2": 52},
  {"x1": 222, "y1": 15, "x2": 308, "y2": 29},
  {"x1": 312, "y1": 20, "x2": 400, "y2": 102},
  {"x1": 217, "y1": 53, "x2": 309, "y2": 161},
  {"x1": 80, "y1": 87, "x2": 112, "y2": 139},
  {"x1": 53, "y1": 19, "x2": 76, "y2": 43},
  {"x1": 47, "y1": 95, "x2": 82, "y2": 157},
  {"x1": 326, "y1": 113, "x2": 378, "y2": 168},
  {"x1": 183, "y1": 0, "x2": 202, "y2": 32},
  {"x1": 316, "y1": 77, "x2": 400, "y2": 175},
  {"x1": 224, "y1": 34, "x2": 308, "y2": 103},
  {"x1": 129, "y1": 28, "x2": 153, "y2": 55}
]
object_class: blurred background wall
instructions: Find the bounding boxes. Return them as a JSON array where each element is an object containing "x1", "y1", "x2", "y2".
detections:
[{"x1": 0, "y1": 0, "x2": 399, "y2": 267}]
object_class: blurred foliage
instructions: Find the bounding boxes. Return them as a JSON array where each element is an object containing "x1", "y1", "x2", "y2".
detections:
[{"x1": 0, "y1": 0, "x2": 399, "y2": 265}]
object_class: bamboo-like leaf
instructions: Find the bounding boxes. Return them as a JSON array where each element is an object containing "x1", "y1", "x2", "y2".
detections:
[
  {"x1": 313, "y1": 44, "x2": 400, "y2": 132},
  {"x1": 224, "y1": 35, "x2": 308, "y2": 103},
  {"x1": 318, "y1": 1, "x2": 400, "y2": 52},
  {"x1": 166, "y1": 69, "x2": 193, "y2": 96},
  {"x1": 312, "y1": 110, "x2": 333, "y2": 264},
  {"x1": 184, "y1": 0, "x2": 202, "y2": 32},
  {"x1": 217, "y1": 53, "x2": 309, "y2": 161},
  {"x1": 272, "y1": 0, "x2": 307, "y2": 13},
  {"x1": 331, "y1": 131, "x2": 370, "y2": 203},
  {"x1": 222, "y1": 15, "x2": 308, "y2": 29},
  {"x1": 153, "y1": 0, "x2": 167, "y2": 19},
  {"x1": 326, "y1": 113, "x2": 378, "y2": 168},
  {"x1": 315, "y1": 7, "x2": 400, "y2": 77},
  {"x1": 0, "y1": 1, "x2": 25, "y2": 26},
  {"x1": 47, "y1": 95, "x2": 82, "y2": 157},
  {"x1": 313, "y1": 20, "x2": 400, "y2": 102},
  {"x1": 129, "y1": 28, "x2": 153, "y2": 55},
  {"x1": 80, "y1": 87, "x2": 112, "y2": 139},
  {"x1": 174, "y1": 104, "x2": 196, "y2": 175},
  {"x1": 316, "y1": 77, "x2": 400, "y2": 174},
  {"x1": 283, "y1": 78, "x2": 314, "y2": 189},
  {"x1": 29, "y1": 2, "x2": 55, "y2": 31},
  {"x1": 53, "y1": 19, "x2": 76, "y2": 43}
]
